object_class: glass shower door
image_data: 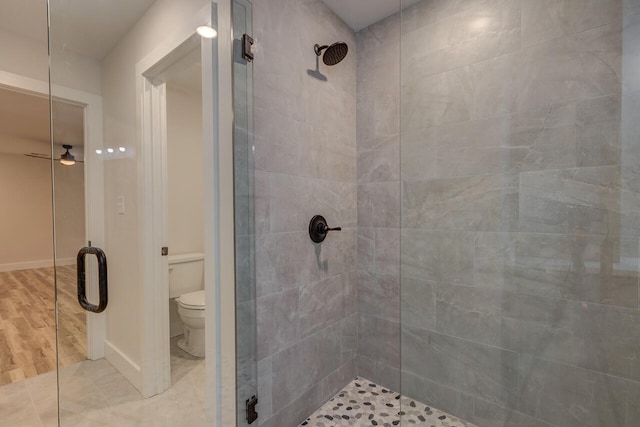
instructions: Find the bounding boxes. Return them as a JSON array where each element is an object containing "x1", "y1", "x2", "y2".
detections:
[
  {"x1": 0, "y1": 2, "x2": 55, "y2": 425},
  {"x1": 48, "y1": 0, "x2": 220, "y2": 425}
]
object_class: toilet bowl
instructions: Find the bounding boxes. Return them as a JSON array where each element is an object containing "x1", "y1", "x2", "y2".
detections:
[{"x1": 176, "y1": 289, "x2": 205, "y2": 357}]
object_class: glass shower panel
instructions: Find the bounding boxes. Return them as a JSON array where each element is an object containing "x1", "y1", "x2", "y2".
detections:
[
  {"x1": 400, "y1": 1, "x2": 640, "y2": 426},
  {"x1": 0, "y1": 1, "x2": 54, "y2": 425},
  {"x1": 232, "y1": 0, "x2": 258, "y2": 425}
]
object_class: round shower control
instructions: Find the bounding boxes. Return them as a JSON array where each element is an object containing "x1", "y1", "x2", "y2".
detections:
[{"x1": 309, "y1": 215, "x2": 342, "y2": 243}]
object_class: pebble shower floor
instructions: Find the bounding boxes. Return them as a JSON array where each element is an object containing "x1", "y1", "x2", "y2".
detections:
[{"x1": 300, "y1": 378, "x2": 478, "y2": 427}]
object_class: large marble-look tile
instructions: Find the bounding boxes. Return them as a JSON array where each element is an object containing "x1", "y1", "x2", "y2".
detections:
[
  {"x1": 320, "y1": 359, "x2": 356, "y2": 402},
  {"x1": 255, "y1": 232, "x2": 315, "y2": 297},
  {"x1": 341, "y1": 312, "x2": 358, "y2": 364},
  {"x1": 434, "y1": 102, "x2": 578, "y2": 178},
  {"x1": 476, "y1": 231, "x2": 640, "y2": 307},
  {"x1": 235, "y1": 235, "x2": 256, "y2": 305},
  {"x1": 519, "y1": 166, "x2": 640, "y2": 235},
  {"x1": 472, "y1": 22, "x2": 622, "y2": 118},
  {"x1": 401, "y1": 127, "x2": 437, "y2": 181},
  {"x1": 357, "y1": 271, "x2": 399, "y2": 321},
  {"x1": 268, "y1": 173, "x2": 340, "y2": 234},
  {"x1": 374, "y1": 227, "x2": 400, "y2": 276},
  {"x1": 299, "y1": 274, "x2": 348, "y2": 338},
  {"x1": 257, "y1": 289, "x2": 299, "y2": 360},
  {"x1": 471, "y1": 397, "x2": 556, "y2": 427},
  {"x1": 357, "y1": 181, "x2": 400, "y2": 228},
  {"x1": 356, "y1": 227, "x2": 375, "y2": 272},
  {"x1": 261, "y1": 383, "x2": 325, "y2": 427},
  {"x1": 402, "y1": 0, "x2": 521, "y2": 79},
  {"x1": 271, "y1": 322, "x2": 342, "y2": 414},
  {"x1": 357, "y1": 314, "x2": 400, "y2": 369},
  {"x1": 400, "y1": 371, "x2": 469, "y2": 418},
  {"x1": 521, "y1": 0, "x2": 622, "y2": 47},
  {"x1": 256, "y1": 356, "x2": 273, "y2": 421},
  {"x1": 400, "y1": 276, "x2": 437, "y2": 331},
  {"x1": 402, "y1": 66, "x2": 475, "y2": 130},
  {"x1": 435, "y1": 284, "x2": 503, "y2": 347},
  {"x1": 253, "y1": 109, "x2": 313, "y2": 176},
  {"x1": 518, "y1": 355, "x2": 640, "y2": 427},
  {"x1": 309, "y1": 228, "x2": 357, "y2": 282},
  {"x1": 357, "y1": 143, "x2": 399, "y2": 184},
  {"x1": 401, "y1": 229, "x2": 474, "y2": 285},
  {"x1": 402, "y1": 174, "x2": 519, "y2": 231},
  {"x1": 254, "y1": 170, "x2": 271, "y2": 235},
  {"x1": 402, "y1": 326, "x2": 519, "y2": 409},
  {"x1": 576, "y1": 94, "x2": 622, "y2": 167}
]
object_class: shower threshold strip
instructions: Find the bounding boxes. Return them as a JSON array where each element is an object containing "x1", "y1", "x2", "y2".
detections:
[{"x1": 300, "y1": 377, "x2": 478, "y2": 427}]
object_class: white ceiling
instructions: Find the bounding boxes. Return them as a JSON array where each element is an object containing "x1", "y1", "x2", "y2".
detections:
[
  {"x1": 0, "y1": 87, "x2": 84, "y2": 159},
  {"x1": 0, "y1": 0, "x2": 156, "y2": 60},
  {"x1": 321, "y1": 0, "x2": 421, "y2": 31}
]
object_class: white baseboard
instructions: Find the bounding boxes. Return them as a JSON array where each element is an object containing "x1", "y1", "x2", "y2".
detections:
[
  {"x1": 0, "y1": 257, "x2": 75, "y2": 272},
  {"x1": 104, "y1": 340, "x2": 142, "y2": 392}
]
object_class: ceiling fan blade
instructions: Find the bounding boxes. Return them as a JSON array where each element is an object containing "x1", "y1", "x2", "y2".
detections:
[
  {"x1": 24, "y1": 153, "x2": 51, "y2": 160},
  {"x1": 24, "y1": 153, "x2": 84, "y2": 163}
]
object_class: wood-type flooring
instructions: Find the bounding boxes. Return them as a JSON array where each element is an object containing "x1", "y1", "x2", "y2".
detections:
[{"x1": 0, "y1": 265, "x2": 86, "y2": 386}]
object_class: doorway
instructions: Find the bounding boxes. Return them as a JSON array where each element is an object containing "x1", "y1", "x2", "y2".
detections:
[{"x1": 0, "y1": 86, "x2": 87, "y2": 386}]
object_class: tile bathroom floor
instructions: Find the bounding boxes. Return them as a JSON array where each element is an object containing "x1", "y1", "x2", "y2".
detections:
[
  {"x1": 0, "y1": 336, "x2": 205, "y2": 427},
  {"x1": 300, "y1": 378, "x2": 478, "y2": 427}
]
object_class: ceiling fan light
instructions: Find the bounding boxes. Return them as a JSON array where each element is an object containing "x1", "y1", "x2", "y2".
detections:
[{"x1": 60, "y1": 145, "x2": 76, "y2": 166}]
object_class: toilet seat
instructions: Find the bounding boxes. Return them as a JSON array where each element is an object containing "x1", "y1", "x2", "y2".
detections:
[{"x1": 177, "y1": 290, "x2": 205, "y2": 310}]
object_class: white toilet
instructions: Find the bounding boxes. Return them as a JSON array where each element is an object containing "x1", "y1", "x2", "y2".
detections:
[{"x1": 168, "y1": 253, "x2": 205, "y2": 358}]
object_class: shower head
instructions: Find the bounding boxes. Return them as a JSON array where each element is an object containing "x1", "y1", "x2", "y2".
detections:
[{"x1": 314, "y1": 42, "x2": 348, "y2": 66}]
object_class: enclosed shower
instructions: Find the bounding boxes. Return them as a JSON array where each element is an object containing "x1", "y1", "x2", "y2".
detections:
[
  {"x1": 234, "y1": 0, "x2": 640, "y2": 426},
  {"x1": 0, "y1": 0, "x2": 636, "y2": 425}
]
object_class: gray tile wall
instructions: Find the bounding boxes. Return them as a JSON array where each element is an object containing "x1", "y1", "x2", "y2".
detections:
[
  {"x1": 396, "y1": 0, "x2": 640, "y2": 426},
  {"x1": 355, "y1": 14, "x2": 402, "y2": 391},
  {"x1": 251, "y1": 0, "x2": 640, "y2": 426},
  {"x1": 251, "y1": 0, "x2": 357, "y2": 425}
]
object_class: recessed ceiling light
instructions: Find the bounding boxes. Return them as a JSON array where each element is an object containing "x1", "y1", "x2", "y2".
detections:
[
  {"x1": 96, "y1": 149, "x2": 102, "y2": 154},
  {"x1": 119, "y1": 147, "x2": 126, "y2": 152},
  {"x1": 107, "y1": 148, "x2": 114, "y2": 153},
  {"x1": 197, "y1": 25, "x2": 217, "y2": 39}
]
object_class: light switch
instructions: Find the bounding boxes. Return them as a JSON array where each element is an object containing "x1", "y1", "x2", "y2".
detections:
[{"x1": 116, "y1": 196, "x2": 125, "y2": 215}]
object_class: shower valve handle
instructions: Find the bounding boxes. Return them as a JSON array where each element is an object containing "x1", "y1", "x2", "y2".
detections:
[
  {"x1": 321, "y1": 224, "x2": 342, "y2": 233},
  {"x1": 309, "y1": 215, "x2": 341, "y2": 243}
]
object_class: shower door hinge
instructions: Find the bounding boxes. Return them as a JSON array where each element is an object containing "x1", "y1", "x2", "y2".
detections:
[
  {"x1": 242, "y1": 34, "x2": 254, "y2": 62},
  {"x1": 161, "y1": 247, "x2": 168, "y2": 256},
  {"x1": 246, "y1": 395, "x2": 258, "y2": 424}
]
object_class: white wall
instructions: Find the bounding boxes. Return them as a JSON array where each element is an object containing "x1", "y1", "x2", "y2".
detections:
[
  {"x1": 0, "y1": 153, "x2": 85, "y2": 271},
  {"x1": 99, "y1": 0, "x2": 217, "y2": 387},
  {"x1": 0, "y1": 25, "x2": 98, "y2": 270},
  {"x1": 0, "y1": 28, "x2": 102, "y2": 96},
  {"x1": 53, "y1": 161, "x2": 86, "y2": 263},
  {"x1": 0, "y1": 153, "x2": 52, "y2": 268},
  {"x1": 166, "y1": 84, "x2": 204, "y2": 256}
]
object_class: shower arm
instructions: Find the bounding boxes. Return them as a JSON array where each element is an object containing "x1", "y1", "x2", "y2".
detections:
[{"x1": 314, "y1": 44, "x2": 328, "y2": 56}]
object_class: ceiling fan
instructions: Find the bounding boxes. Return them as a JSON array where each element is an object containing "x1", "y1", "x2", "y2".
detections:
[{"x1": 24, "y1": 144, "x2": 83, "y2": 165}]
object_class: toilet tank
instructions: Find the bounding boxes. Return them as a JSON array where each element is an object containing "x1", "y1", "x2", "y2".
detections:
[{"x1": 168, "y1": 253, "x2": 204, "y2": 298}]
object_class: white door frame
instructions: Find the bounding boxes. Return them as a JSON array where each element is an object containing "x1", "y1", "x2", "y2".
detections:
[
  {"x1": 0, "y1": 70, "x2": 106, "y2": 360},
  {"x1": 135, "y1": 2, "x2": 222, "y2": 399}
]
